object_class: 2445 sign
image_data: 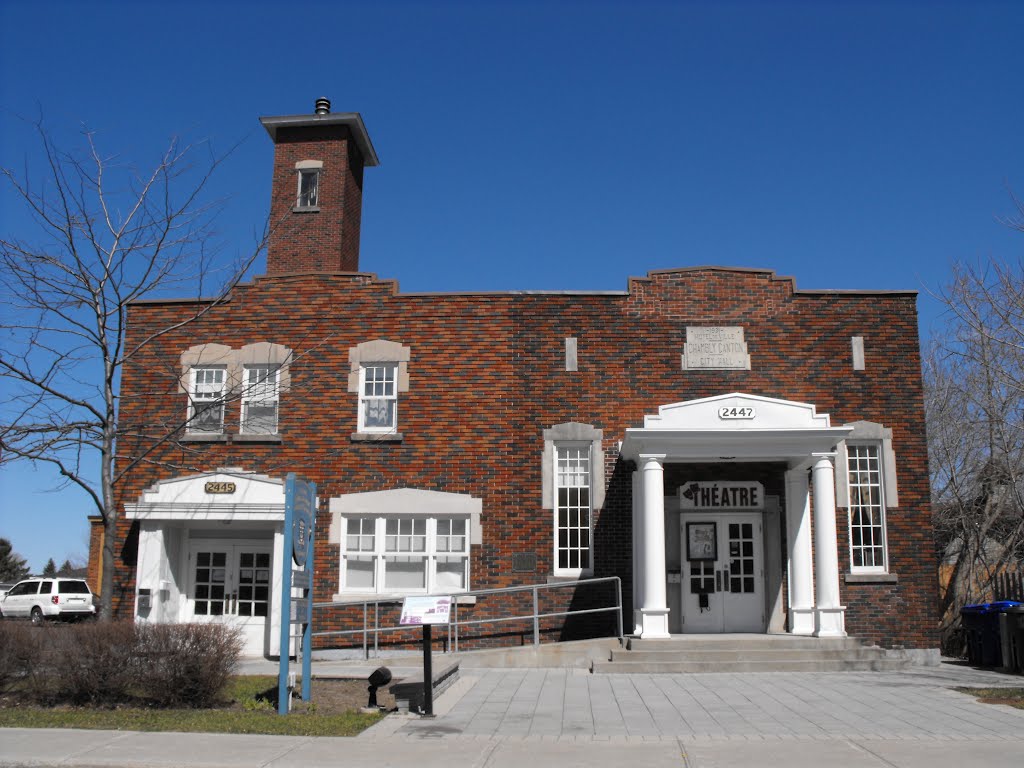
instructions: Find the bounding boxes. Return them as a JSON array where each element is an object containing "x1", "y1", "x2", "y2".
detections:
[{"x1": 718, "y1": 406, "x2": 755, "y2": 419}]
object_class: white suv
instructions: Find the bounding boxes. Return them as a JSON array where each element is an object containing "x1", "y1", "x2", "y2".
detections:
[{"x1": 0, "y1": 578, "x2": 96, "y2": 624}]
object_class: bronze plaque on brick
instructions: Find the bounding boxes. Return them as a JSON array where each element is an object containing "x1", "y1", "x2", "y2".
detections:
[{"x1": 512, "y1": 553, "x2": 537, "y2": 572}]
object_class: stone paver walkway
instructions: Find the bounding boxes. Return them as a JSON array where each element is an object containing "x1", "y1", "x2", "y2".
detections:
[{"x1": 377, "y1": 663, "x2": 1024, "y2": 743}]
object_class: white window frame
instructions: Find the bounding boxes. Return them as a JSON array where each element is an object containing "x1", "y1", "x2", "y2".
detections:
[
  {"x1": 358, "y1": 363, "x2": 398, "y2": 433},
  {"x1": 339, "y1": 514, "x2": 470, "y2": 596},
  {"x1": 846, "y1": 442, "x2": 889, "y2": 573},
  {"x1": 295, "y1": 160, "x2": 321, "y2": 209},
  {"x1": 187, "y1": 366, "x2": 226, "y2": 433},
  {"x1": 542, "y1": 423, "x2": 603, "y2": 578},
  {"x1": 240, "y1": 364, "x2": 280, "y2": 434},
  {"x1": 554, "y1": 442, "x2": 594, "y2": 577}
]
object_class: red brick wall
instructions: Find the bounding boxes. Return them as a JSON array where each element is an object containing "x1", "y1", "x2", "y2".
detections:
[
  {"x1": 265, "y1": 125, "x2": 365, "y2": 274},
  {"x1": 108, "y1": 265, "x2": 937, "y2": 650}
]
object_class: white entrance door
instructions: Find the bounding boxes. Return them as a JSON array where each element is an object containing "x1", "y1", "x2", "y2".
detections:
[
  {"x1": 681, "y1": 513, "x2": 764, "y2": 633},
  {"x1": 187, "y1": 542, "x2": 272, "y2": 654}
]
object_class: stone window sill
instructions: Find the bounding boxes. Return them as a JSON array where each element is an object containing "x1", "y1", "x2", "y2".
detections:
[
  {"x1": 330, "y1": 593, "x2": 474, "y2": 605},
  {"x1": 291, "y1": 205, "x2": 320, "y2": 213},
  {"x1": 181, "y1": 433, "x2": 282, "y2": 444},
  {"x1": 546, "y1": 573, "x2": 593, "y2": 584},
  {"x1": 844, "y1": 572, "x2": 899, "y2": 584},
  {"x1": 350, "y1": 432, "x2": 404, "y2": 443},
  {"x1": 182, "y1": 433, "x2": 229, "y2": 443},
  {"x1": 332, "y1": 594, "x2": 404, "y2": 604}
]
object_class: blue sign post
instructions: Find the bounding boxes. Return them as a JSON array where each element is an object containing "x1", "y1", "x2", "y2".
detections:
[{"x1": 278, "y1": 473, "x2": 316, "y2": 715}]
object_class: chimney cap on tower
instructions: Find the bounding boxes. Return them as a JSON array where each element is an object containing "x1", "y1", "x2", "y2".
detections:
[{"x1": 259, "y1": 101, "x2": 380, "y2": 167}]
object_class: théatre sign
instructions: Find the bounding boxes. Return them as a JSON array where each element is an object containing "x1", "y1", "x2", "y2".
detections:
[{"x1": 679, "y1": 481, "x2": 764, "y2": 510}]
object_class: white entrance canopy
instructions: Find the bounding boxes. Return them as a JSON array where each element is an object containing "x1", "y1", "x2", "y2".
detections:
[
  {"x1": 619, "y1": 393, "x2": 853, "y2": 640},
  {"x1": 620, "y1": 393, "x2": 851, "y2": 466},
  {"x1": 124, "y1": 468, "x2": 291, "y2": 657},
  {"x1": 125, "y1": 468, "x2": 287, "y2": 522}
]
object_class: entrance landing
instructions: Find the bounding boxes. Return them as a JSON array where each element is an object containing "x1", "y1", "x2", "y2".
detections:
[{"x1": 594, "y1": 633, "x2": 910, "y2": 673}]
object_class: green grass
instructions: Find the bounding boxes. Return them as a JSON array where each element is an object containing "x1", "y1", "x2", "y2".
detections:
[
  {"x1": 955, "y1": 687, "x2": 1024, "y2": 710},
  {"x1": 0, "y1": 707, "x2": 382, "y2": 736},
  {"x1": 0, "y1": 708, "x2": 380, "y2": 737},
  {"x1": 0, "y1": 676, "x2": 384, "y2": 737}
]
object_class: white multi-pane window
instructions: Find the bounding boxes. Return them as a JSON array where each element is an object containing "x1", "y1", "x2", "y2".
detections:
[
  {"x1": 297, "y1": 169, "x2": 319, "y2": 208},
  {"x1": 241, "y1": 365, "x2": 280, "y2": 434},
  {"x1": 847, "y1": 444, "x2": 888, "y2": 571},
  {"x1": 343, "y1": 516, "x2": 377, "y2": 591},
  {"x1": 555, "y1": 445, "x2": 592, "y2": 574},
  {"x1": 188, "y1": 367, "x2": 226, "y2": 433},
  {"x1": 434, "y1": 518, "x2": 469, "y2": 590},
  {"x1": 340, "y1": 516, "x2": 469, "y2": 594},
  {"x1": 358, "y1": 363, "x2": 398, "y2": 432}
]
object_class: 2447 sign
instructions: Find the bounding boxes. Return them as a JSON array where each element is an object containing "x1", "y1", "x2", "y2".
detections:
[{"x1": 718, "y1": 406, "x2": 755, "y2": 419}]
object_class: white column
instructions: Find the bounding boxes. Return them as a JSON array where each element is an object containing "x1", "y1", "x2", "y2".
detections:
[
  {"x1": 785, "y1": 469, "x2": 815, "y2": 635},
  {"x1": 631, "y1": 468, "x2": 644, "y2": 635},
  {"x1": 134, "y1": 522, "x2": 164, "y2": 624},
  {"x1": 639, "y1": 455, "x2": 670, "y2": 638},
  {"x1": 812, "y1": 455, "x2": 846, "y2": 637},
  {"x1": 269, "y1": 523, "x2": 286, "y2": 658}
]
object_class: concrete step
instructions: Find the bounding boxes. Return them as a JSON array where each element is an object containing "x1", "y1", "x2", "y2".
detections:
[
  {"x1": 609, "y1": 647, "x2": 891, "y2": 663},
  {"x1": 597, "y1": 634, "x2": 912, "y2": 674},
  {"x1": 592, "y1": 657, "x2": 909, "y2": 674},
  {"x1": 626, "y1": 634, "x2": 863, "y2": 651}
]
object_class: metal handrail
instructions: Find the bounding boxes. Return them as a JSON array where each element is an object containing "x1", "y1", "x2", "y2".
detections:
[{"x1": 311, "y1": 575, "x2": 623, "y2": 659}]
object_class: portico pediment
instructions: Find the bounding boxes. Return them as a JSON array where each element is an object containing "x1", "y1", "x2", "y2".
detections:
[
  {"x1": 622, "y1": 393, "x2": 851, "y2": 464},
  {"x1": 125, "y1": 468, "x2": 287, "y2": 520},
  {"x1": 645, "y1": 393, "x2": 832, "y2": 430}
]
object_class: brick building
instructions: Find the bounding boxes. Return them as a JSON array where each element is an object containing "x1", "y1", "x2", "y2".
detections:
[{"x1": 93, "y1": 100, "x2": 938, "y2": 660}]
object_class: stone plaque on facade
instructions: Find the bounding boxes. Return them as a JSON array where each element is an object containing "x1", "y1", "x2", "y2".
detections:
[{"x1": 682, "y1": 326, "x2": 750, "y2": 370}]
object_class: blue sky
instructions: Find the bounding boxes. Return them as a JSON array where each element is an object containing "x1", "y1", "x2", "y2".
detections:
[{"x1": 1, "y1": 0, "x2": 1022, "y2": 572}]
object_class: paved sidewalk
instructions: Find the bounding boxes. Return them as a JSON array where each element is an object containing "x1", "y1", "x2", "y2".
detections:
[
  {"x1": 2, "y1": 663, "x2": 1023, "y2": 767},
  {"x1": 387, "y1": 663, "x2": 1024, "y2": 741}
]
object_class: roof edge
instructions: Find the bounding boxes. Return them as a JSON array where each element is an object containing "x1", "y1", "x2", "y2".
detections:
[{"x1": 259, "y1": 112, "x2": 380, "y2": 167}]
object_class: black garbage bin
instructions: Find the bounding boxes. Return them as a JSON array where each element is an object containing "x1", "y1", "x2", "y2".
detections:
[
  {"x1": 979, "y1": 601, "x2": 1022, "y2": 667},
  {"x1": 960, "y1": 603, "x2": 987, "y2": 665},
  {"x1": 1001, "y1": 604, "x2": 1024, "y2": 674}
]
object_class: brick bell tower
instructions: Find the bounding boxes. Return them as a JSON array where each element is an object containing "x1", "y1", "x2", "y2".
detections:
[{"x1": 260, "y1": 98, "x2": 379, "y2": 275}]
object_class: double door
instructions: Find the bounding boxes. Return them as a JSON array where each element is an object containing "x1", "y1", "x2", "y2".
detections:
[
  {"x1": 187, "y1": 542, "x2": 272, "y2": 653},
  {"x1": 681, "y1": 512, "x2": 764, "y2": 633}
]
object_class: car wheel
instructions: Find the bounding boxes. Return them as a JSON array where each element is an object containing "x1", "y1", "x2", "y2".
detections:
[{"x1": 30, "y1": 607, "x2": 44, "y2": 626}]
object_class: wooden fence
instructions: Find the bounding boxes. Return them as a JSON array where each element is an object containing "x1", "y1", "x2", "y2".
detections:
[{"x1": 994, "y1": 571, "x2": 1024, "y2": 601}]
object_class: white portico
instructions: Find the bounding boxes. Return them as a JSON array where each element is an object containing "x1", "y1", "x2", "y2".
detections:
[
  {"x1": 125, "y1": 469, "x2": 298, "y2": 657},
  {"x1": 620, "y1": 393, "x2": 852, "y2": 640}
]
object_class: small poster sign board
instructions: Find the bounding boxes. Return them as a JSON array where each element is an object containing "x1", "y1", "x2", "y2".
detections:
[
  {"x1": 686, "y1": 521, "x2": 717, "y2": 561},
  {"x1": 400, "y1": 595, "x2": 452, "y2": 625}
]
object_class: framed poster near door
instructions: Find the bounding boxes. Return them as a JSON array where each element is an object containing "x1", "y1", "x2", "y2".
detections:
[{"x1": 686, "y1": 522, "x2": 717, "y2": 561}]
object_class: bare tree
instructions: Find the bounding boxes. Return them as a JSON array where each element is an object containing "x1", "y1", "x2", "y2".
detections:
[
  {"x1": 0, "y1": 119, "x2": 267, "y2": 618},
  {"x1": 927, "y1": 253, "x2": 1024, "y2": 652}
]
